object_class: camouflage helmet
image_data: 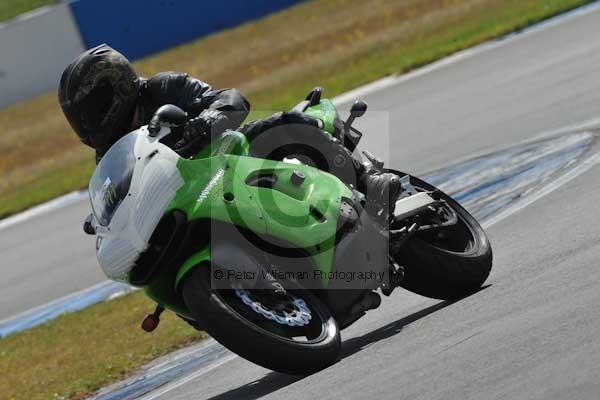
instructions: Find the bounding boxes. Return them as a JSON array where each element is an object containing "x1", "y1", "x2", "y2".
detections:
[{"x1": 58, "y1": 44, "x2": 140, "y2": 155}]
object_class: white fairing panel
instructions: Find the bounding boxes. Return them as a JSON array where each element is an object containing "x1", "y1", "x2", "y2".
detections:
[
  {"x1": 93, "y1": 127, "x2": 183, "y2": 282},
  {"x1": 133, "y1": 157, "x2": 183, "y2": 240}
]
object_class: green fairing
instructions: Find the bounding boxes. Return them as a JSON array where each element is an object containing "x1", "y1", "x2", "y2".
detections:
[
  {"x1": 304, "y1": 99, "x2": 337, "y2": 135},
  {"x1": 169, "y1": 129, "x2": 351, "y2": 280},
  {"x1": 175, "y1": 245, "x2": 211, "y2": 288},
  {"x1": 143, "y1": 246, "x2": 211, "y2": 320},
  {"x1": 144, "y1": 267, "x2": 190, "y2": 317},
  {"x1": 146, "y1": 104, "x2": 353, "y2": 314},
  {"x1": 191, "y1": 130, "x2": 250, "y2": 160}
]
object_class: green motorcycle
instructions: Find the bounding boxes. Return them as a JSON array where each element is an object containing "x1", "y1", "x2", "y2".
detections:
[{"x1": 85, "y1": 88, "x2": 492, "y2": 375}]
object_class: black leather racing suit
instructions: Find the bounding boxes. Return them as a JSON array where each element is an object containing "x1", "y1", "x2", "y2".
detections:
[{"x1": 95, "y1": 71, "x2": 250, "y2": 162}]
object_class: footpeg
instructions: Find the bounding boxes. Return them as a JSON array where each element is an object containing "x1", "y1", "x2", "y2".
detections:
[
  {"x1": 362, "y1": 150, "x2": 384, "y2": 170},
  {"x1": 141, "y1": 304, "x2": 164, "y2": 332}
]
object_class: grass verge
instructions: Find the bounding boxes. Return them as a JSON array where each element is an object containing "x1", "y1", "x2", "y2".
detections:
[
  {"x1": 0, "y1": 0, "x2": 56, "y2": 23},
  {"x1": 0, "y1": 0, "x2": 594, "y2": 399},
  {"x1": 0, "y1": 291, "x2": 203, "y2": 400},
  {"x1": 0, "y1": 0, "x2": 594, "y2": 219}
]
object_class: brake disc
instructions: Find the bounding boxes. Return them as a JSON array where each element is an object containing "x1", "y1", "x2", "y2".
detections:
[{"x1": 234, "y1": 288, "x2": 312, "y2": 327}]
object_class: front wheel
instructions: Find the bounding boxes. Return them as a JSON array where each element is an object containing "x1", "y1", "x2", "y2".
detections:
[
  {"x1": 182, "y1": 267, "x2": 341, "y2": 375},
  {"x1": 389, "y1": 171, "x2": 493, "y2": 300}
]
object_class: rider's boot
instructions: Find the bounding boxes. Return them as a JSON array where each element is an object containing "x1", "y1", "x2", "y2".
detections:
[{"x1": 360, "y1": 170, "x2": 402, "y2": 220}]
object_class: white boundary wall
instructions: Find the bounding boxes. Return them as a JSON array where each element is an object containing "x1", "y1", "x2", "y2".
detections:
[{"x1": 0, "y1": 3, "x2": 85, "y2": 108}]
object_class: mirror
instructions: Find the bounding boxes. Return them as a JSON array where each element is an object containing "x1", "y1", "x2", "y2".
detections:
[
  {"x1": 83, "y1": 213, "x2": 96, "y2": 235},
  {"x1": 350, "y1": 100, "x2": 368, "y2": 117},
  {"x1": 154, "y1": 104, "x2": 187, "y2": 126}
]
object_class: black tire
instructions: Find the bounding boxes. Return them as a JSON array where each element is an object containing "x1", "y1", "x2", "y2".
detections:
[
  {"x1": 391, "y1": 172, "x2": 493, "y2": 300},
  {"x1": 182, "y1": 267, "x2": 341, "y2": 375}
]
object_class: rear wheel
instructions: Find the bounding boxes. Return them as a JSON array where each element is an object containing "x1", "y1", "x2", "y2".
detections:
[
  {"x1": 389, "y1": 172, "x2": 492, "y2": 300},
  {"x1": 182, "y1": 267, "x2": 341, "y2": 375}
]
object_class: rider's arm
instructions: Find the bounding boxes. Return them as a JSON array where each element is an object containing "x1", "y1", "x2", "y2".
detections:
[
  {"x1": 145, "y1": 72, "x2": 250, "y2": 156},
  {"x1": 145, "y1": 72, "x2": 250, "y2": 129}
]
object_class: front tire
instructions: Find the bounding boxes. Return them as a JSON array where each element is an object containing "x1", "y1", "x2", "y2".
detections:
[
  {"x1": 182, "y1": 267, "x2": 341, "y2": 375},
  {"x1": 390, "y1": 172, "x2": 493, "y2": 300}
]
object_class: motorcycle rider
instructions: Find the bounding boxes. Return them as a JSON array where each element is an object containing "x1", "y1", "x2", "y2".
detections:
[{"x1": 58, "y1": 44, "x2": 400, "y2": 216}]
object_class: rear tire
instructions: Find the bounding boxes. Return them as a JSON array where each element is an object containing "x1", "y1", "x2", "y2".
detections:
[
  {"x1": 391, "y1": 173, "x2": 493, "y2": 300},
  {"x1": 182, "y1": 267, "x2": 341, "y2": 375}
]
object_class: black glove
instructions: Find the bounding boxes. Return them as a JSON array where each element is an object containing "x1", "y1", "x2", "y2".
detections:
[
  {"x1": 174, "y1": 109, "x2": 231, "y2": 157},
  {"x1": 148, "y1": 104, "x2": 188, "y2": 137}
]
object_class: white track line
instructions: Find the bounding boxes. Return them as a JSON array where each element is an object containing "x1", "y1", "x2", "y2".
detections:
[
  {"x1": 138, "y1": 353, "x2": 239, "y2": 400},
  {"x1": 332, "y1": 0, "x2": 600, "y2": 106},
  {"x1": 483, "y1": 149, "x2": 600, "y2": 228},
  {"x1": 0, "y1": 190, "x2": 86, "y2": 231},
  {"x1": 0, "y1": 280, "x2": 110, "y2": 326},
  {"x1": 415, "y1": 117, "x2": 600, "y2": 177}
]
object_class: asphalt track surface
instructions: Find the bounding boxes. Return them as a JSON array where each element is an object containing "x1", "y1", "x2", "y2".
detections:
[
  {"x1": 0, "y1": 198, "x2": 100, "y2": 319},
  {"x1": 3, "y1": 3, "x2": 600, "y2": 399}
]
